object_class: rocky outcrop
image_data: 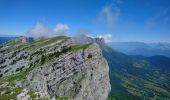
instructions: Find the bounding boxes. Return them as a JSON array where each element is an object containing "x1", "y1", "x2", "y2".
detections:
[
  {"x1": 0, "y1": 36, "x2": 111, "y2": 100},
  {"x1": 19, "y1": 36, "x2": 34, "y2": 43},
  {"x1": 17, "y1": 43, "x2": 110, "y2": 100},
  {"x1": 72, "y1": 34, "x2": 94, "y2": 44}
]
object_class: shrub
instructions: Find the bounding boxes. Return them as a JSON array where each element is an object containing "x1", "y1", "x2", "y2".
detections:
[{"x1": 41, "y1": 55, "x2": 46, "y2": 65}]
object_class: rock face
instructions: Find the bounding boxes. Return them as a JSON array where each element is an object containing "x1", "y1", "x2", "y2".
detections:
[
  {"x1": 19, "y1": 36, "x2": 34, "y2": 43},
  {"x1": 0, "y1": 36, "x2": 110, "y2": 100},
  {"x1": 72, "y1": 34, "x2": 94, "y2": 44},
  {"x1": 72, "y1": 34, "x2": 106, "y2": 46}
]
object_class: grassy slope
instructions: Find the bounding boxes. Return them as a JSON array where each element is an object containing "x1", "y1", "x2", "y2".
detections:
[{"x1": 101, "y1": 44, "x2": 170, "y2": 100}]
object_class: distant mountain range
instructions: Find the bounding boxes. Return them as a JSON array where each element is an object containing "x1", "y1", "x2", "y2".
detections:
[{"x1": 108, "y1": 42, "x2": 170, "y2": 57}]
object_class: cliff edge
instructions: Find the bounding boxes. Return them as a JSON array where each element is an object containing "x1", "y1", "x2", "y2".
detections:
[{"x1": 0, "y1": 36, "x2": 111, "y2": 100}]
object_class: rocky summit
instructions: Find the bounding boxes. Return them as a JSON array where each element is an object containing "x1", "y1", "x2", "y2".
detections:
[{"x1": 0, "y1": 36, "x2": 111, "y2": 100}]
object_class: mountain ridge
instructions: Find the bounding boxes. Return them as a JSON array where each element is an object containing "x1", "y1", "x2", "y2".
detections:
[
  {"x1": 1, "y1": 35, "x2": 170, "y2": 100},
  {"x1": 108, "y1": 42, "x2": 170, "y2": 57},
  {"x1": 0, "y1": 35, "x2": 111, "y2": 100},
  {"x1": 72, "y1": 35, "x2": 170, "y2": 100}
]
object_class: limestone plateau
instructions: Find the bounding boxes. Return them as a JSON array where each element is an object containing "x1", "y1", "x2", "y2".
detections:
[{"x1": 0, "y1": 36, "x2": 111, "y2": 100}]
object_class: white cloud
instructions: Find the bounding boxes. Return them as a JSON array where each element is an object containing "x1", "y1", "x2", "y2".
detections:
[
  {"x1": 27, "y1": 22, "x2": 50, "y2": 38},
  {"x1": 97, "y1": 34, "x2": 112, "y2": 43},
  {"x1": 97, "y1": 0, "x2": 121, "y2": 28},
  {"x1": 27, "y1": 22, "x2": 70, "y2": 38},
  {"x1": 103, "y1": 5, "x2": 114, "y2": 26},
  {"x1": 53, "y1": 24, "x2": 69, "y2": 34}
]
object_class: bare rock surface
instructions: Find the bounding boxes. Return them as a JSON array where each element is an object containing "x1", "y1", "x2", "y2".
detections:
[{"x1": 0, "y1": 36, "x2": 111, "y2": 100}]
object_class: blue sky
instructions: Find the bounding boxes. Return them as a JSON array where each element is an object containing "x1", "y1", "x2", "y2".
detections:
[{"x1": 0, "y1": 0, "x2": 170, "y2": 43}]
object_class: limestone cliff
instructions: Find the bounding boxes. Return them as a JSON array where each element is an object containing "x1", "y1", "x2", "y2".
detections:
[{"x1": 0, "y1": 36, "x2": 110, "y2": 100}]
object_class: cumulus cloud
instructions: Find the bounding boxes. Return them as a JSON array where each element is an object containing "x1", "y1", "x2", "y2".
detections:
[
  {"x1": 27, "y1": 22, "x2": 70, "y2": 38},
  {"x1": 53, "y1": 24, "x2": 69, "y2": 34},
  {"x1": 97, "y1": 34, "x2": 112, "y2": 43},
  {"x1": 27, "y1": 22, "x2": 50, "y2": 38}
]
